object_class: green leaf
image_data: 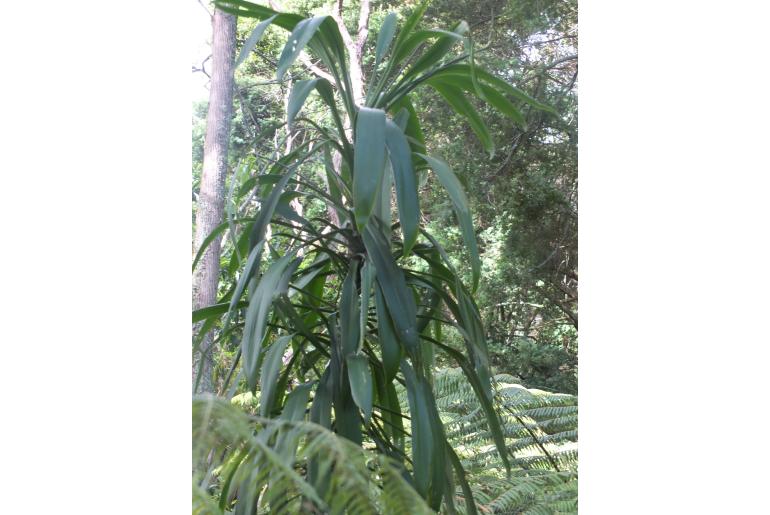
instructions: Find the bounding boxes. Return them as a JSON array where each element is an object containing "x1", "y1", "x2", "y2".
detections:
[
  {"x1": 287, "y1": 78, "x2": 318, "y2": 128},
  {"x1": 215, "y1": 1, "x2": 303, "y2": 31},
  {"x1": 339, "y1": 259, "x2": 361, "y2": 357},
  {"x1": 310, "y1": 366, "x2": 333, "y2": 429},
  {"x1": 242, "y1": 253, "x2": 296, "y2": 391},
  {"x1": 346, "y1": 354, "x2": 373, "y2": 424},
  {"x1": 331, "y1": 332, "x2": 363, "y2": 446},
  {"x1": 429, "y1": 337, "x2": 512, "y2": 475},
  {"x1": 433, "y1": 64, "x2": 557, "y2": 113},
  {"x1": 314, "y1": 79, "x2": 349, "y2": 152},
  {"x1": 362, "y1": 222, "x2": 418, "y2": 353},
  {"x1": 359, "y1": 259, "x2": 375, "y2": 349},
  {"x1": 259, "y1": 334, "x2": 293, "y2": 417},
  {"x1": 465, "y1": 35, "x2": 485, "y2": 103},
  {"x1": 403, "y1": 21, "x2": 468, "y2": 80},
  {"x1": 280, "y1": 380, "x2": 313, "y2": 422},
  {"x1": 429, "y1": 82, "x2": 494, "y2": 156},
  {"x1": 389, "y1": 96, "x2": 426, "y2": 155},
  {"x1": 401, "y1": 361, "x2": 434, "y2": 499},
  {"x1": 417, "y1": 153, "x2": 481, "y2": 291},
  {"x1": 192, "y1": 220, "x2": 229, "y2": 272},
  {"x1": 374, "y1": 286, "x2": 401, "y2": 382},
  {"x1": 389, "y1": 29, "x2": 456, "y2": 71},
  {"x1": 385, "y1": 119, "x2": 420, "y2": 255},
  {"x1": 276, "y1": 16, "x2": 327, "y2": 80},
  {"x1": 426, "y1": 74, "x2": 526, "y2": 128},
  {"x1": 227, "y1": 239, "x2": 265, "y2": 315},
  {"x1": 235, "y1": 15, "x2": 277, "y2": 68},
  {"x1": 248, "y1": 165, "x2": 299, "y2": 251},
  {"x1": 446, "y1": 444, "x2": 479, "y2": 515},
  {"x1": 390, "y1": 2, "x2": 430, "y2": 66},
  {"x1": 353, "y1": 107, "x2": 386, "y2": 230},
  {"x1": 384, "y1": 379, "x2": 406, "y2": 452},
  {"x1": 192, "y1": 302, "x2": 245, "y2": 324},
  {"x1": 375, "y1": 13, "x2": 398, "y2": 67},
  {"x1": 455, "y1": 284, "x2": 492, "y2": 399}
]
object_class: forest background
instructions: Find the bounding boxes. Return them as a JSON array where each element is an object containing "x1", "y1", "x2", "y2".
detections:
[{"x1": 192, "y1": 0, "x2": 578, "y2": 396}]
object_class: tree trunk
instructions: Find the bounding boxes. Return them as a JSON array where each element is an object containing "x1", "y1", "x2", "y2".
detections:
[{"x1": 193, "y1": 8, "x2": 237, "y2": 394}]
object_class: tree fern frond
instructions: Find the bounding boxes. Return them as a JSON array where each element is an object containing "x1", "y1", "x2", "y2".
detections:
[{"x1": 193, "y1": 395, "x2": 433, "y2": 514}]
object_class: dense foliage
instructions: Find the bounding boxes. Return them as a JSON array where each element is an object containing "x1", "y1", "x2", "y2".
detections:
[{"x1": 192, "y1": 0, "x2": 577, "y2": 512}]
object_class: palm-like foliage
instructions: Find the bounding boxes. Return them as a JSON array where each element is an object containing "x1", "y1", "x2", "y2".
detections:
[{"x1": 194, "y1": 1, "x2": 557, "y2": 512}]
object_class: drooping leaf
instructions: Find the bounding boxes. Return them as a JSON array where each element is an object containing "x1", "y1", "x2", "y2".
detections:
[
  {"x1": 276, "y1": 16, "x2": 327, "y2": 80},
  {"x1": 227, "y1": 239, "x2": 265, "y2": 315},
  {"x1": 339, "y1": 259, "x2": 361, "y2": 357},
  {"x1": 362, "y1": 222, "x2": 418, "y2": 353},
  {"x1": 235, "y1": 15, "x2": 278, "y2": 68},
  {"x1": 332, "y1": 347, "x2": 363, "y2": 445},
  {"x1": 193, "y1": 218, "x2": 250, "y2": 272},
  {"x1": 346, "y1": 354, "x2": 373, "y2": 424},
  {"x1": 429, "y1": 82, "x2": 494, "y2": 156},
  {"x1": 359, "y1": 259, "x2": 375, "y2": 349},
  {"x1": 446, "y1": 444, "x2": 479, "y2": 515},
  {"x1": 401, "y1": 361, "x2": 434, "y2": 499},
  {"x1": 248, "y1": 163, "x2": 300, "y2": 251},
  {"x1": 352, "y1": 107, "x2": 386, "y2": 230},
  {"x1": 215, "y1": 1, "x2": 303, "y2": 31},
  {"x1": 429, "y1": 337, "x2": 512, "y2": 475},
  {"x1": 374, "y1": 285, "x2": 401, "y2": 382},
  {"x1": 310, "y1": 365, "x2": 333, "y2": 430},
  {"x1": 389, "y1": 95, "x2": 426, "y2": 156},
  {"x1": 456, "y1": 284, "x2": 492, "y2": 399},
  {"x1": 385, "y1": 119, "x2": 420, "y2": 255},
  {"x1": 432, "y1": 64, "x2": 557, "y2": 113},
  {"x1": 417, "y1": 153, "x2": 481, "y2": 291},
  {"x1": 280, "y1": 380, "x2": 313, "y2": 422},
  {"x1": 192, "y1": 301, "x2": 245, "y2": 324},
  {"x1": 259, "y1": 334, "x2": 293, "y2": 416},
  {"x1": 403, "y1": 21, "x2": 468, "y2": 81},
  {"x1": 423, "y1": 379, "x2": 447, "y2": 510},
  {"x1": 287, "y1": 78, "x2": 319, "y2": 128},
  {"x1": 242, "y1": 253, "x2": 296, "y2": 391},
  {"x1": 426, "y1": 74, "x2": 526, "y2": 128}
]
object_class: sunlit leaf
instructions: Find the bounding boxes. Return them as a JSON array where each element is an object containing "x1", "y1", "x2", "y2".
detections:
[{"x1": 276, "y1": 16, "x2": 327, "y2": 80}]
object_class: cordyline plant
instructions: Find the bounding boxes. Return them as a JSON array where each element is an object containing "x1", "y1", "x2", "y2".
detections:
[{"x1": 193, "y1": 0, "x2": 556, "y2": 512}]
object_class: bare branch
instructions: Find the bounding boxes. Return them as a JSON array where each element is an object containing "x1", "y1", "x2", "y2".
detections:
[
  {"x1": 330, "y1": 0, "x2": 364, "y2": 104},
  {"x1": 355, "y1": 0, "x2": 371, "y2": 59},
  {"x1": 197, "y1": 0, "x2": 213, "y2": 18},
  {"x1": 193, "y1": 55, "x2": 213, "y2": 79}
]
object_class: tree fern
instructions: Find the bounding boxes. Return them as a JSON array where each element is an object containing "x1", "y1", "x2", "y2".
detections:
[
  {"x1": 432, "y1": 368, "x2": 578, "y2": 514},
  {"x1": 193, "y1": 395, "x2": 433, "y2": 514},
  {"x1": 193, "y1": 366, "x2": 577, "y2": 513}
]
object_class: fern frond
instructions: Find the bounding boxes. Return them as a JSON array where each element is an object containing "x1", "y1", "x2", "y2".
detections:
[{"x1": 193, "y1": 395, "x2": 433, "y2": 514}]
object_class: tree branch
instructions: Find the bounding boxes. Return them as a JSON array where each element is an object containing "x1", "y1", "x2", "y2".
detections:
[
  {"x1": 355, "y1": 0, "x2": 371, "y2": 59},
  {"x1": 330, "y1": 0, "x2": 365, "y2": 104}
]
